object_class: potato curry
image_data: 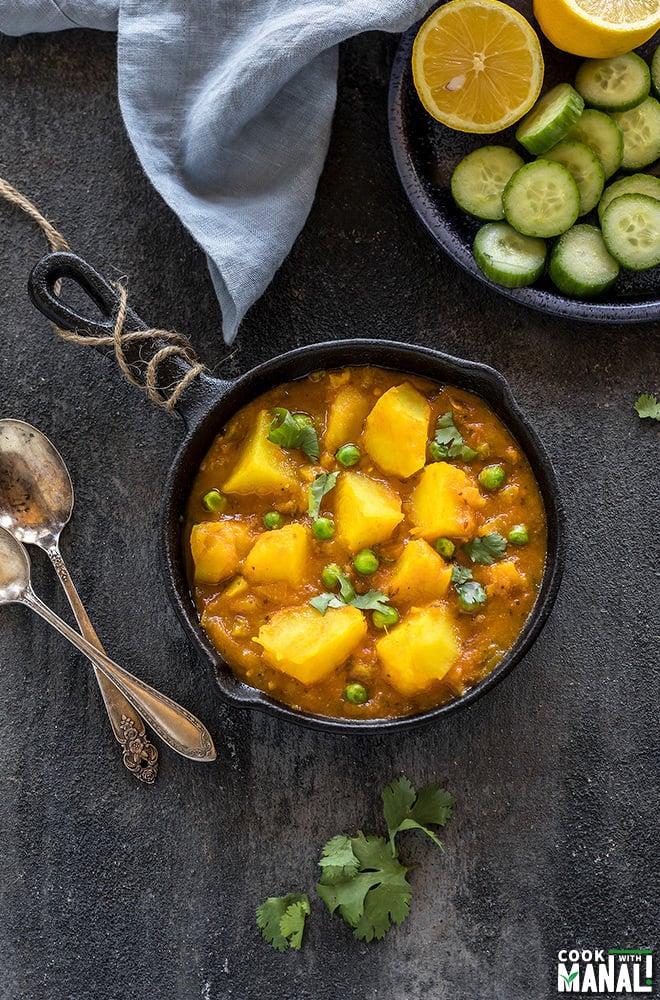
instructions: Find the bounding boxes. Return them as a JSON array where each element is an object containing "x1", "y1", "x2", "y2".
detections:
[{"x1": 184, "y1": 366, "x2": 547, "y2": 720}]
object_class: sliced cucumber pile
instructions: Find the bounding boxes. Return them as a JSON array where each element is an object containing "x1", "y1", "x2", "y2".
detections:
[{"x1": 450, "y1": 44, "x2": 660, "y2": 298}]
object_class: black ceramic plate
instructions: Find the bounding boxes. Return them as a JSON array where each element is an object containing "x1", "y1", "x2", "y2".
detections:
[{"x1": 388, "y1": 0, "x2": 660, "y2": 323}]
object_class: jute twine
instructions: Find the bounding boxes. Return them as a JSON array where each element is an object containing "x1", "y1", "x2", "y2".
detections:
[{"x1": 0, "y1": 175, "x2": 205, "y2": 410}]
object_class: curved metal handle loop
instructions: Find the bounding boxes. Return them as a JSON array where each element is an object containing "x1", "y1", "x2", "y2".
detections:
[
  {"x1": 28, "y1": 250, "x2": 148, "y2": 337},
  {"x1": 27, "y1": 251, "x2": 207, "y2": 414}
]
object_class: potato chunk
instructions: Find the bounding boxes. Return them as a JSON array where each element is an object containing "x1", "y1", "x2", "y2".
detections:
[
  {"x1": 190, "y1": 521, "x2": 254, "y2": 585},
  {"x1": 222, "y1": 410, "x2": 298, "y2": 496},
  {"x1": 388, "y1": 539, "x2": 452, "y2": 605},
  {"x1": 254, "y1": 604, "x2": 367, "y2": 685},
  {"x1": 363, "y1": 383, "x2": 430, "y2": 478},
  {"x1": 324, "y1": 386, "x2": 371, "y2": 455},
  {"x1": 243, "y1": 523, "x2": 311, "y2": 587},
  {"x1": 483, "y1": 559, "x2": 526, "y2": 598},
  {"x1": 376, "y1": 605, "x2": 460, "y2": 696},
  {"x1": 409, "y1": 462, "x2": 485, "y2": 540},
  {"x1": 335, "y1": 471, "x2": 404, "y2": 552}
]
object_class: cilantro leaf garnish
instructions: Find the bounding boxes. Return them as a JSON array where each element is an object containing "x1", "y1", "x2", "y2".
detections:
[
  {"x1": 635, "y1": 393, "x2": 660, "y2": 421},
  {"x1": 310, "y1": 569, "x2": 390, "y2": 617},
  {"x1": 350, "y1": 590, "x2": 392, "y2": 614},
  {"x1": 316, "y1": 833, "x2": 411, "y2": 942},
  {"x1": 462, "y1": 533, "x2": 507, "y2": 566},
  {"x1": 268, "y1": 408, "x2": 320, "y2": 462},
  {"x1": 382, "y1": 777, "x2": 455, "y2": 853},
  {"x1": 450, "y1": 564, "x2": 473, "y2": 586},
  {"x1": 309, "y1": 592, "x2": 345, "y2": 614},
  {"x1": 456, "y1": 579, "x2": 487, "y2": 611},
  {"x1": 450, "y1": 564, "x2": 487, "y2": 611},
  {"x1": 430, "y1": 411, "x2": 477, "y2": 462},
  {"x1": 307, "y1": 472, "x2": 339, "y2": 518},
  {"x1": 256, "y1": 893, "x2": 311, "y2": 952}
]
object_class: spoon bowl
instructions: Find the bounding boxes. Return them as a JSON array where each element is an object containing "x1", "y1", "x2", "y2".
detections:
[
  {"x1": 0, "y1": 525, "x2": 30, "y2": 600},
  {"x1": 0, "y1": 420, "x2": 72, "y2": 546}
]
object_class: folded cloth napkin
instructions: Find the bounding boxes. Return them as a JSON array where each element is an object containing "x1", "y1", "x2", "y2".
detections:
[{"x1": 1, "y1": 0, "x2": 432, "y2": 342}]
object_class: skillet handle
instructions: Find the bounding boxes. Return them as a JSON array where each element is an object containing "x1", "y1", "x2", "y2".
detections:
[{"x1": 27, "y1": 251, "x2": 213, "y2": 421}]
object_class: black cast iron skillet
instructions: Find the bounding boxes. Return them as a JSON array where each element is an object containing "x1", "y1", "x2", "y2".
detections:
[{"x1": 28, "y1": 251, "x2": 565, "y2": 733}]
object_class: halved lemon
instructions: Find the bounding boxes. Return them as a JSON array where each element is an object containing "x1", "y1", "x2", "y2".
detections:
[
  {"x1": 533, "y1": 0, "x2": 660, "y2": 59},
  {"x1": 412, "y1": 0, "x2": 544, "y2": 133}
]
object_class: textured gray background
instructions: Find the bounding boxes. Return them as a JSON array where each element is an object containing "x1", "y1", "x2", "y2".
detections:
[{"x1": 0, "y1": 24, "x2": 658, "y2": 1000}]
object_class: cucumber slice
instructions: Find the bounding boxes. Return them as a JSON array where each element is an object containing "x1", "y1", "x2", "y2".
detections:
[
  {"x1": 515, "y1": 83, "x2": 584, "y2": 155},
  {"x1": 575, "y1": 53, "x2": 650, "y2": 113},
  {"x1": 653, "y1": 44, "x2": 660, "y2": 98},
  {"x1": 565, "y1": 109, "x2": 624, "y2": 179},
  {"x1": 611, "y1": 97, "x2": 660, "y2": 171},
  {"x1": 473, "y1": 222, "x2": 547, "y2": 288},
  {"x1": 540, "y1": 140, "x2": 605, "y2": 216},
  {"x1": 549, "y1": 224, "x2": 619, "y2": 296},
  {"x1": 601, "y1": 193, "x2": 660, "y2": 270},
  {"x1": 503, "y1": 160, "x2": 580, "y2": 238},
  {"x1": 598, "y1": 173, "x2": 660, "y2": 224},
  {"x1": 451, "y1": 146, "x2": 525, "y2": 221}
]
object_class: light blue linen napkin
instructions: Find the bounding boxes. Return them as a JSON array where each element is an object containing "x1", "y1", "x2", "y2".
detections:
[{"x1": 1, "y1": 0, "x2": 432, "y2": 341}]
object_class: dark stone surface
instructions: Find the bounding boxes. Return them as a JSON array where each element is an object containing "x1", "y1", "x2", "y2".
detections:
[{"x1": 0, "y1": 25, "x2": 657, "y2": 1000}]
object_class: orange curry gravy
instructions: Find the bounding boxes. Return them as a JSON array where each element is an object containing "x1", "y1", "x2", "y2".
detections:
[{"x1": 184, "y1": 366, "x2": 547, "y2": 719}]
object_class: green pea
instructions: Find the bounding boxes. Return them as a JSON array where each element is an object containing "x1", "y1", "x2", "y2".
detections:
[
  {"x1": 321, "y1": 563, "x2": 342, "y2": 589},
  {"x1": 335, "y1": 444, "x2": 361, "y2": 467},
  {"x1": 353, "y1": 549, "x2": 379, "y2": 575},
  {"x1": 508, "y1": 524, "x2": 529, "y2": 545},
  {"x1": 263, "y1": 511, "x2": 284, "y2": 530},
  {"x1": 478, "y1": 464, "x2": 506, "y2": 491},
  {"x1": 312, "y1": 517, "x2": 335, "y2": 540},
  {"x1": 429, "y1": 441, "x2": 449, "y2": 462},
  {"x1": 457, "y1": 581, "x2": 487, "y2": 614},
  {"x1": 201, "y1": 489, "x2": 227, "y2": 513},
  {"x1": 373, "y1": 606, "x2": 400, "y2": 630},
  {"x1": 344, "y1": 683, "x2": 368, "y2": 705},
  {"x1": 434, "y1": 537, "x2": 455, "y2": 559}
]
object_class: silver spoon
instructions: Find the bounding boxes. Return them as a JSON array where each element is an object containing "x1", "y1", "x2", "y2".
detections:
[
  {"x1": 0, "y1": 419, "x2": 159, "y2": 781},
  {"x1": 0, "y1": 525, "x2": 216, "y2": 762}
]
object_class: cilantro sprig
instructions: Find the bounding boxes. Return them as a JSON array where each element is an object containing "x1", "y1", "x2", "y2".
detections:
[
  {"x1": 310, "y1": 567, "x2": 391, "y2": 617},
  {"x1": 635, "y1": 393, "x2": 660, "y2": 421},
  {"x1": 462, "y1": 532, "x2": 507, "y2": 566},
  {"x1": 307, "y1": 472, "x2": 338, "y2": 519},
  {"x1": 450, "y1": 563, "x2": 487, "y2": 611},
  {"x1": 430, "y1": 411, "x2": 477, "y2": 462},
  {"x1": 256, "y1": 893, "x2": 311, "y2": 952},
  {"x1": 268, "y1": 408, "x2": 320, "y2": 462},
  {"x1": 257, "y1": 776, "x2": 455, "y2": 950},
  {"x1": 382, "y1": 776, "x2": 454, "y2": 852}
]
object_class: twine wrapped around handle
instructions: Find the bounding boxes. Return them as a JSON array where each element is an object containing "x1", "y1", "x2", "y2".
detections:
[{"x1": 0, "y1": 176, "x2": 205, "y2": 410}]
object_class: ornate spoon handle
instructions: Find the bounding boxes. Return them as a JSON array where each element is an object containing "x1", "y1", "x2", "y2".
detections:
[
  {"x1": 47, "y1": 542, "x2": 159, "y2": 783},
  {"x1": 22, "y1": 587, "x2": 216, "y2": 762}
]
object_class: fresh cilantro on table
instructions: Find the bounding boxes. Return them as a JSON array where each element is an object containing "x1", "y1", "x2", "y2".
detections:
[
  {"x1": 316, "y1": 833, "x2": 411, "y2": 943},
  {"x1": 256, "y1": 893, "x2": 311, "y2": 952},
  {"x1": 307, "y1": 472, "x2": 338, "y2": 518},
  {"x1": 634, "y1": 393, "x2": 660, "y2": 420},
  {"x1": 430, "y1": 411, "x2": 477, "y2": 462},
  {"x1": 382, "y1": 776, "x2": 454, "y2": 852},
  {"x1": 268, "y1": 407, "x2": 320, "y2": 462},
  {"x1": 310, "y1": 567, "x2": 390, "y2": 617},
  {"x1": 318, "y1": 834, "x2": 360, "y2": 883},
  {"x1": 462, "y1": 532, "x2": 507, "y2": 565},
  {"x1": 256, "y1": 776, "x2": 455, "y2": 951}
]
